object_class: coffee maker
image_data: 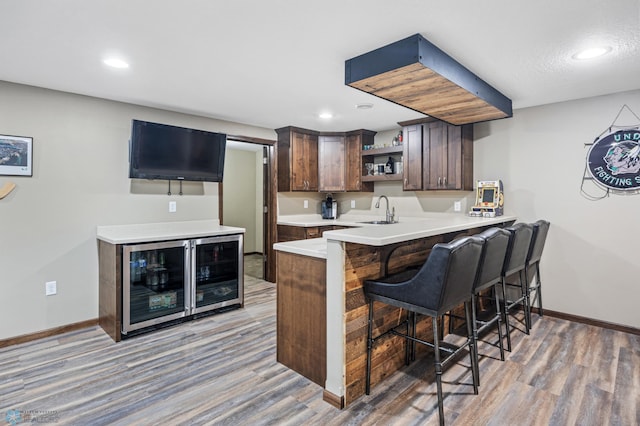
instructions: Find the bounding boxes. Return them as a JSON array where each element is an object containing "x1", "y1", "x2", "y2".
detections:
[{"x1": 322, "y1": 194, "x2": 338, "y2": 219}]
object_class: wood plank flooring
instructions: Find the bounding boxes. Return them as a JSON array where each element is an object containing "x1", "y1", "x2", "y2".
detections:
[{"x1": 1, "y1": 271, "x2": 638, "y2": 425}]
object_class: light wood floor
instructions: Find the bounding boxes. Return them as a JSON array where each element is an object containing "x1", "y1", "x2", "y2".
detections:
[{"x1": 1, "y1": 273, "x2": 638, "y2": 425}]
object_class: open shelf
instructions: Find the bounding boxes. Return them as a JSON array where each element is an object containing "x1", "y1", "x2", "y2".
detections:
[
  {"x1": 361, "y1": 145, "x2": 403, "y2": 156},
  {"x1": 362, "y1": 173, "x2": 403, "y2": 182}
]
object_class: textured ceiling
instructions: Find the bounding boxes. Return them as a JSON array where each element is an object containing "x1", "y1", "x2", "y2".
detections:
[{"x1": 1, "y1": 0, "x2": 639, "y2": 132}]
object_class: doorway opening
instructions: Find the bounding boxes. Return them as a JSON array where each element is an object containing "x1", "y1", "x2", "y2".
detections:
[{"x1": 219, "y1": 135, "x2": 276, "y2": 282}]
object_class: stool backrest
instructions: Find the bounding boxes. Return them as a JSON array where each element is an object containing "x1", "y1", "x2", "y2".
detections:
[
  {"x1": 473, "y1": 227, "x2": 511, "y2": 292},
  {"x1": 527, "y1": 220, "x2": 550, "y2": 266},
  {"x1": 503, "y1": 223, "x2": 534, "y2": 277},
  {"x1": 412, "y1": 236, "x2": 484, "y2": 313}
]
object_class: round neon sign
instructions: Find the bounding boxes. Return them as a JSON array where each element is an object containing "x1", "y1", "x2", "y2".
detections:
[{"x1": 587, "y1": 128, "x2": 640, "y2": 192}]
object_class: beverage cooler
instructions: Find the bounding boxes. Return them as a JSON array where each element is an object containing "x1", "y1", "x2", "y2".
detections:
[{"x1": 122, "y1": 234, "x2": 243, "y2": 335}]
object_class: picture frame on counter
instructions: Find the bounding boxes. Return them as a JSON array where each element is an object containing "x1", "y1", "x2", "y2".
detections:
[{"x1": 0, "y1": 134, "x2": 33, "y2": 177}]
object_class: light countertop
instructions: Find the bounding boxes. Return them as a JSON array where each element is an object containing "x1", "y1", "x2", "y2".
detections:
[
  {"x1": 273, "y1": 213, "x2": 517, "y2": 258},
  {"x1": 323, "y1": 214, "x2": 517, "y2": 246},
  {"x1": 273, "y1": 238, "x2": 327, "y2": 259},
  {"x1": 97, "y1": 220, "x2": 245, "y2": 244}
]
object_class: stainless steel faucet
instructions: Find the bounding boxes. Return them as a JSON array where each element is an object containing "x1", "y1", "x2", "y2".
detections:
[{"x1": 375, "y1": 195, "x2": 395, "y2": 223}]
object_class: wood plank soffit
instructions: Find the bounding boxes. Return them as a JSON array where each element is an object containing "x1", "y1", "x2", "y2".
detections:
[{"x1": 345, "y1": 33, "x2": 512, "y2": 126}]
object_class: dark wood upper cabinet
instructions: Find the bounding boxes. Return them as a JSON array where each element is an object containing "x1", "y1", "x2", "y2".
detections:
[
  {"x1": 402, "y1": 124, "x2": 423, "y2": 191},
  {"x1": 277, "y1": 127, "x2": 375, "y2": 193},
  {"x1": 276, "y1": 127, "x2": 319, "y2": 192},
  {"x1": 318, "y1": 135, "x2": 345, "y2": 192},
  {"x1": 402, "y1": 119, "x2": 473, "y2": 191}
]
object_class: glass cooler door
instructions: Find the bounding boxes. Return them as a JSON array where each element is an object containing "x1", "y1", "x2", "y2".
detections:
[
  {"x1": 191, "y1": 234, "x2": 243, "y2": 314},
  {"x1": 122, "y1": 240, "x2": 190, "y2": 334}
]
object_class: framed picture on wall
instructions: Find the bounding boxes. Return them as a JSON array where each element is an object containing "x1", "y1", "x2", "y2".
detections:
[{"x1": 0, "y1": 134, "x2": 33, "y2": 176}]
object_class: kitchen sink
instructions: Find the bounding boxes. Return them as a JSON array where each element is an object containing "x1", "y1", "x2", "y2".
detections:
[{"x1": 358, "y1": 220, "x2": 397, "y2": 225}]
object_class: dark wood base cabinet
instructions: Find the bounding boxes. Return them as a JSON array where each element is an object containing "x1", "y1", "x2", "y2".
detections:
[
  {"x1": 276, "y1": 251, "x2": 326, "y2": 386},
  {"x1": 99, "y1": 234, "x2": 244, "y2": 342}
]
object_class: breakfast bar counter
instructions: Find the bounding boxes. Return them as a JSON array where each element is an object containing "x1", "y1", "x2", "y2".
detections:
[{"x1": 273, "y1": 213, "x2": 516, "y2": 408}]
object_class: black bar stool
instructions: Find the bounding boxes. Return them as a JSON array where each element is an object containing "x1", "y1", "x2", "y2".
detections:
[
  {"x1": 469, "y1": 227, "x2": 511, "y2": 385},
  {"x1": 502, "y1": 223, "x2": 534, "y2": 352},
  {"x1": 523, "y1": 220, "x2": 550, "y2": 327},
  {"x1": 364, "y1": 236, "x2": 484, "y2": 426}
]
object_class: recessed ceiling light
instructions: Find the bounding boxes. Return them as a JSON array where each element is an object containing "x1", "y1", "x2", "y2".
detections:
[
  {"x1": 572, "y1": 46, "x2": 611, "y2": 60},
  {"x1": 319, "y1": 112, "x2": 333, "y2": 119},
  {"x1": 103, "y1": 58, "x2": 130, "y2": 69},
  {"x1": 356, "y1": 103, "x2": 374, "y2": 110}
]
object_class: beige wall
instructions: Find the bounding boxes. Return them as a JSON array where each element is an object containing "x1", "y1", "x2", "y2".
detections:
[
  {"x1": 0, "y1": 81, "x2": 274, "y2": 340},
  {"x1": 474, "y1": 89, "x2": 640, "y2": 329},
  {"x1": 2, "y1": 78, "x2": 638, "y2": 340},
  {"x1": 222, "y1": 148, "x2": 263, "y2": 253}
]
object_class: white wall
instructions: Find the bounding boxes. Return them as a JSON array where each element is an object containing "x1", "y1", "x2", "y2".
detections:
[{"x1": 0, "y1": 81, "x2": 274, "y2": 340}]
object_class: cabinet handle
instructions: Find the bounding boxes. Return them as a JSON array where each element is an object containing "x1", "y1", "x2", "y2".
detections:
[
  {"x1": 438, "y1": 177, "x2": 442, "y2": 187},
  {"x1": 443, "y1": 177, "x2": 447, "y2": 187}
]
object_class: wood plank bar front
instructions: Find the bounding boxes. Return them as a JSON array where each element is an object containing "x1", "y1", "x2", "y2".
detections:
[{"x1": 333, "y1": 224, "x2": 511, "y2": 407}]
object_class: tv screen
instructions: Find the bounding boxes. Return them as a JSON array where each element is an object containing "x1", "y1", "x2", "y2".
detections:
[{"x1": 129, "y1": 120, "x2": 226, "y2": 182}]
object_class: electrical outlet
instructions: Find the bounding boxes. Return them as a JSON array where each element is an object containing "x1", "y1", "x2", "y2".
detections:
[
  {"x1": 169, "y1": 201, "x2": 177, "y2": 213},
  {"x1": 351, "y1": 200, "x2": 356, "y2": 208},
  {"x1": 45, "y1": 281, "x2": 57, "y2": 296},
  {"x1": 454, "y1": 201, "x2": 461, "y2": 212},
  {"x1": 303, "y1": 200, "x2": 308, "y2": 209}
]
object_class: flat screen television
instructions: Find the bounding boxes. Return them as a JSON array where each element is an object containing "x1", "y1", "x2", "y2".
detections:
[{"x1": 129, "y1": 119, "x2": 226, "y2": 182}]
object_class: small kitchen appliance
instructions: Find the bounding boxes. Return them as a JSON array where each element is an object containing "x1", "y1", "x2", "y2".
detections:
[{"x1": 322, "y1": 194, "x2": 338, "y2": 219}]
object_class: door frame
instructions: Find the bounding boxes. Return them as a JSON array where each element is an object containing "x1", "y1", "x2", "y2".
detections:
[{"x1": 219, "y1": 134, "x2": 277, "y2": 283}]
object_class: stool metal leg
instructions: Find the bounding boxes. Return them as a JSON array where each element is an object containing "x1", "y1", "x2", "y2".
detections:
[
  {"x1": 501, "y1": 276, "x2": 512, "y2": 352},
  {"x1": 404, "y1": 311, "x2": 411, "y2": 366},
  {"x1": 493, "y1": 285, "x2": 505, "y2": 361},
  {"x1": 470, "y1": 294, "x2": 481, "y2": 386},
  {"x1": 365, "y1": 300, "x2": 374, "y2": 395},
  {"x1": 464, "y1": 301, "x2": 479, "y2": 395},
  {"x1": 432, "y1": 316, "x2": 445, "y2": 426},
  {"x1": 536, "y1": 263, "x2": 544, "y2": 317},
  {"x1": 520, "y1": 269, "x2": 531, "y2": 334}
]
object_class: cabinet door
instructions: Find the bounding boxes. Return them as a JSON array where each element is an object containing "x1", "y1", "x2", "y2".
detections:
[
  {"x1": 277, "y1": 224, "x2": 307, "y2": 242},
  {"x1": 403, "y1": 125, "x2": 423, "y2": 190},
  {"x1": 423, "y1": 121, "x2": 448, "y2": 190},
  {"x1": 345, "y1": 134, "x2": 361, "y2": 191},
  {"x1": 291, "y1": 132, "x2": 308, "y2": 190},
  {"x1": 192, "y1": 236, "x2": 242, "y2": 313},
  {"x1": 422, "y1": 122, "x2": 473, "y2": 190},
  {"x1": 290, "y1": 131, "x2": 318, "y2": 191},
  {"x1": 444, "y1": 124, "x2": 473, "y2": 190},
  {"x1": 318, "y1": 135, "x2": 345, "y2": 192},
  {"x1": 122, "y1": 240, "x2": 189, "y2": 334},
  {"x1": 305, "y1": 133, "x2": 319, "y2": 191}
]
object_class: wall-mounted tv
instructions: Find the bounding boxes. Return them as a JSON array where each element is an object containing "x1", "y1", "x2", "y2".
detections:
[{"x1": 129, "y1": 119, "x2": 226, "y2": 182}]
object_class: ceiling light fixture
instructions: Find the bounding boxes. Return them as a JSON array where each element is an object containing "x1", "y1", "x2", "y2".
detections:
[
  {"x1": 572, "y1": 46, "x2": 611, "y2": 60},
  {"x1": 319, "y1": 112, "x2": 333, "y2": 119},
  {"x1": 103, "y1": 58, "x2": 130, "y2": 69}
]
